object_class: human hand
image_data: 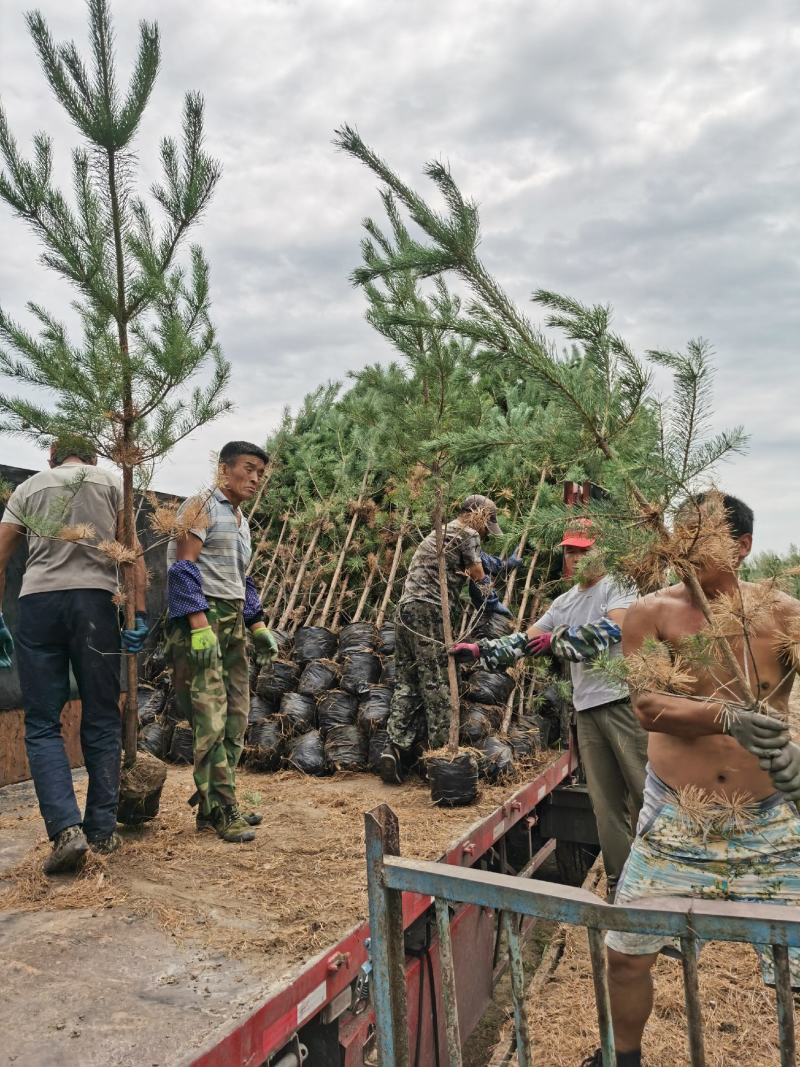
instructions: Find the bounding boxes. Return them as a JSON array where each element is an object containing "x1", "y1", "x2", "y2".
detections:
[
  {"x1": 0, "y1": 614, "x2": 13, "y2": 669},
  {"x1": 506, "y1": 552, "x2": 524, "y2": 571},
  {"x1": 723, "y1": 705, "x2": 790, "y2": 759},
  {"x1": 450, "y1": 642, "x2": 480, "y2": 664},
  {"x1": 525, "y1": 632, "x2": 553, "y2": 657},
  {"x1": 252, "y1": 625, "x2": 279, "y2": 667},
  {"x1": 189, "y1": 625, "x2": 221, "y2": 671},
  {"x1": 121, "y1": 611, "x2": 149, "y2": 654},
  {"x1": 762, "y1": 741, "x2": 800, "y2": 800},
  {"x1": 485, "y1": 593, "x2": 513, "y2": 618}
]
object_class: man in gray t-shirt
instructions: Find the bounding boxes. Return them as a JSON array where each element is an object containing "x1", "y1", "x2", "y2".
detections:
[{"x1": 452, "y1": 521, "x2": 648, "y2": 896}]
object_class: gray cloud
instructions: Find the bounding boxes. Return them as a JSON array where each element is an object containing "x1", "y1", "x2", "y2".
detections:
[{"x1": 0, "y1": 0, "x2": 798, "y2": 550}]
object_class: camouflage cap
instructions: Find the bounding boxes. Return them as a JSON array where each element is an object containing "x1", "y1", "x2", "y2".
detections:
[{"x1": 460, "y1": 494, "x2": 502, "y2": 536}]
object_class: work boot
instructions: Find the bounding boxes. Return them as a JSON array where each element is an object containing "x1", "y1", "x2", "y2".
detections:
[
  {"x1": 379, "y1": 742, "x2": 405, "y2": 785},
  {"x1": 43, "y1": 825, "x2": 89, "y2": 875},
  {"x1": 231, "y1": 805, "x2": 263, "y2": 827},
  {"x1": 211, "y1": 805, "x2": 256, "y2": 843},
  {"x1": 196, "y1": 809, "x2": 215, "y2": 833},
  {"x1": 88, "y1": 831, "x2": 122, "y2": 856}
]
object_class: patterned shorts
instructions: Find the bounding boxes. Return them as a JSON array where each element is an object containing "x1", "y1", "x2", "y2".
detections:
[{"x1": 605, "y1": 767, "x2": 800, "y2": 986}]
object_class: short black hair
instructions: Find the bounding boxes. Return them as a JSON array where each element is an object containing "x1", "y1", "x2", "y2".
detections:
[
  {"x1": 693, "y1": 491, "x2": 754, "y2": 539},
  {"x1": 51, "y1": 433, "x2": 96, "y2": 465},
  {"x1": 219, "y1": 441, "x2": 268, "y2": 466}
]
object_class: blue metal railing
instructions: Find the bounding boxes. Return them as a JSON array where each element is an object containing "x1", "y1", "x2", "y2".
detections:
[{"x1": 365, "y1": 803, "x2": 800, "y2": 1067}]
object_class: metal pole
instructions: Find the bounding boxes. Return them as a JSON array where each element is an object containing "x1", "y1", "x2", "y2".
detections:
[
  {"x1": 772, "y1": 944, "x2": 797, "y2": 1067},
  {"x1": 434, "y1": 898, "x2": 463, "y2": 1067},
  {"x1": 586, "y1": 925, "x2": 615, "y2": 1067},
  {"x1": 679, "y1": 934, "x2": 706, "y2": 1066},
  {"x1": 501, "y1": 911, "x2": 533, "y2": 1067}
]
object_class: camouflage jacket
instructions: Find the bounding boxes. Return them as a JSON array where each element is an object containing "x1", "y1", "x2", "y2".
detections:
[{"x1": 477, "y1": 617, "x2": 623, "y2": 670}]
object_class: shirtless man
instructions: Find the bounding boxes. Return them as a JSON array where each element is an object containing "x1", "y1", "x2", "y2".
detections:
[{"x1": 581, "y1": 493, "x2": 800, "y2": 1067}]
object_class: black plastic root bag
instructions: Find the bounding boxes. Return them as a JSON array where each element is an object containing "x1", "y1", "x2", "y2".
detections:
[
  {"x1": 248, "y1": 693, "x2": 275, "y2": 725},
  {"x1": 380, "y1": 655, "x2": 396, "y2": 686},
  {"x1": 297, "y1": 659, "x2": 339, "y2": 697},
  {"x1": 138, "y1": 717, "x2": 175, "y2": 760},
  {"x1": 340, "y1": 652, "x2": 382, "y2": 696},
  {"x1": 459, "y1": 707, "x2": 492, "y2": 745},
  {"x1": 338, "y1": 622, "x2": 377, "y2": 656},
  {"x1": 246, "y1": 720, "x2": 284, "y2": 771},
  {"x1": 357, "y1": 685, "x2": 393, "y2": 735},
  {"x1": 285, "y1": 729, "x2": 330, "y2": 775},
  {"x1": 475, "y1": 611, "x2": 514, "y2": 641},
  {"x1": 427, "y1": 752, "x2": 479, "y2": 807},
  {"x1": 377, "y1": 623, "x2": 396, "y2": 655},
  {"x1": 294, "y1": 626, "x2": 337, "y2": 663},
  {"x1": 167, "y1": 721, "x2": 194, "y2": 764},
  {"x1": 256, "y1": 660, "x2": 298, "y2": 701},
  {"x1": 368, "y1": 728, "x2": 390, "y2": 773},
  {"x1": 475, "y1": 735, "x2": 515, "y2": 782},
  {"x1": 317, "y1": 689, "x2": 358, "y2": 735},
  {"x1": 325, "y1": 724, "x2": 368, "y2": 771},
  {"x1": 507, "y1": 722, "x2": 540, "y2": 759},
  {"x1": 278, "y1": 692, "x2": 317, "y2": 735},
  {"x1": 138, "y1": 686, "x2": 166, "y2": 727},
  {"x1": 465, "y1": 669, "x2": 515, "y2": 706}
]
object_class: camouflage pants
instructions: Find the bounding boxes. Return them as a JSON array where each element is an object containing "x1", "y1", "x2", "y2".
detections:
[
  {"x1": 387, "y1": 600, "x2": 456, "y2": 752},
  {"x1": 165, "y1": 598, "x2": 249, "y2": 815}
]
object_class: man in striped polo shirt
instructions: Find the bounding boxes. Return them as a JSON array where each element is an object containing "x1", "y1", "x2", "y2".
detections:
[{"x1": 166, "y1": 441, "x2": 278, "y2": 843}]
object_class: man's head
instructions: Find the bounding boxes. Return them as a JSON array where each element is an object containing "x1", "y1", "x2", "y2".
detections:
[
  {"x1": 49, "y1": 434, "x2": 97, "y2": 468},
  {"x1": 679, "y1": 491, "x2": 754, "y2": 575},
  {"x1": 459, "y1": 494, "x2": 502, "y2": 540},
  {"x1": 560, "y1": 519, "x2": 603, "y2": 584},
  {"x1": 218, "y1": 441, "x2": 268, "y2": 505}
]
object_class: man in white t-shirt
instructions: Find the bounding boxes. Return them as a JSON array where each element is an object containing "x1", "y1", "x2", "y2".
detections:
[{"x1": 452, "y1": 522, "x2": 648, "y2": 896}]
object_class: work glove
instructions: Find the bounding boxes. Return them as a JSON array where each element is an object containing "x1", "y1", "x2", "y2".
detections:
[
  {"x1": 189, "y1": 625, "x2": 221, "y2": 671},
  {"x1": 761, "y1": 742, "x2": 800, "y2": 801},
  {"x1": 525, "y1": 632, "x2": 553, "y2": 657},
  {"x1": 485, "y1": 592, "x2": 513, "y2": 618},
  {"x1": 251, "y1": 625, "x2": 279, "y2": 668},
  {"x1": 506, "y1": 552, "x2": 524, "y2": 571},
  {"x1": 449, "y1": 642, "x2": 481, "y2": 664},
  {"x1": 121, "y1": 611, "x2": 149, "y2": 654},
  {"x1": 0, "y1": 614, "x2": 13, "y2": 669},
  {"x1": 722, "y1": 705, "x2": 790, "y2": 759}
]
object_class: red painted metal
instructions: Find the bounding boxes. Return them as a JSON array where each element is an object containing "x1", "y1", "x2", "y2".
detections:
[{"x1": 187, "y1": 748, "x2": 575, "y2": 1067}]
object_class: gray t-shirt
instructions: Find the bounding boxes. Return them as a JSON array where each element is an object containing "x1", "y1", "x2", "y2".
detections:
[
  {"x1": 1, "y1": 463, "x2": 123, "y2": 597},
  {"x1": 166, "y1": 489, "x2": 251, "y2": 602},
  {"x1": 535, "y1": 574, "x2": 636, "y2": 711},
  {"x1": 400, "y1": 518, "x2": 482, "y2": 613}
]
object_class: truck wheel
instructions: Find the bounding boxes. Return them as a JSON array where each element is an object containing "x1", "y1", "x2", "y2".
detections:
[{"x1": 555, "y1": 840, "x2": 599, "y2": 886}]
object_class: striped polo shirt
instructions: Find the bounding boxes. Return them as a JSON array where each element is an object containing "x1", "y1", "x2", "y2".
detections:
[{"x1": 167, "y1": 489, "x2": 252, "y2": 602}]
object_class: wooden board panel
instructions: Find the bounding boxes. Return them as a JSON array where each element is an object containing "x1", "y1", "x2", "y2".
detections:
[{"x1": 0, "y1": 701, "x2": 83, "y2": 788}]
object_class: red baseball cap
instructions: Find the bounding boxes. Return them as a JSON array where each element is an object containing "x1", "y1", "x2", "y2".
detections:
[{"x1": 560, "y1": 518, "x2": 596, "y2": 549}]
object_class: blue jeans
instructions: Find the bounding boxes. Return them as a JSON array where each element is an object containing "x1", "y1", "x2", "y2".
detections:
[{"x1": 16, "y1": 589, "x2": 122, "y2": 841}]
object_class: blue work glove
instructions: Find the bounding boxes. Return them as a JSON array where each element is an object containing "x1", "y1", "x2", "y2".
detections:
[
  {"x1": 121, "y1": 611, "x2": 150, "y2": 654},
  {"x1": 0, "y1": 614, "x2": 13, "y2": 669},
  {"x1": 485, "y1": 592, "x2": 513, "y2": 618},
  {"x1": 506, "y1": 552, "x2": 524, "y2": 571}
]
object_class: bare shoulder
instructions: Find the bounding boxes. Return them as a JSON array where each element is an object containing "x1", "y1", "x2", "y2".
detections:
[{"x1": 627, "y1": 583, "x2": 688, "y2": 619}]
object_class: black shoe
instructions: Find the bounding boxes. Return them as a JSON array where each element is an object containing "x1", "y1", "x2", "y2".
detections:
[
  {"x1": 196, "y1": 809, "x2": 215, "y2": 833},
  {"x1": 43, "y1": 825, "x2": 89, "y2": 875},
  {"x1": 379, "y1": 742, "x2": 405, "y2": 785},
  {"x1": 88, "y1": 831, "x2": 122, "y2": 855}
]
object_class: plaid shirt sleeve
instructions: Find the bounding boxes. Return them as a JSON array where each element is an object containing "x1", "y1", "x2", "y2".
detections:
[
  {"x1": 243, "y1": 575, "x2": 265, "y2": 627},
  {"x1": 167, "y1": 560, "x2": 209, "y2": 619}
]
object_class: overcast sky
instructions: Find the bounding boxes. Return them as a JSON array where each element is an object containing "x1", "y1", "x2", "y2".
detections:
[{"x1": 1, "y1": 0, "x2": 798, "y2": 553}]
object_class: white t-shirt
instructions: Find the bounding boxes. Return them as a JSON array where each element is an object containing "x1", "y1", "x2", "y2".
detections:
[{"x1": 535, "y1": 574, "x2": 636, "y2": 711}]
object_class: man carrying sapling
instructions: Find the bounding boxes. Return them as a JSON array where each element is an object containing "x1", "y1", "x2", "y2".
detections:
[{"x1": 166, "y1": 441, "x2": 278, "y2": 843}]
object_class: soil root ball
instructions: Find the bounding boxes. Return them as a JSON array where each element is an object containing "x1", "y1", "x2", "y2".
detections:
[
  {"x1": 317, "y1": 689, "x2": 358, "y2": 735},
  {"x1": 294, "y1": 626, "x2": 337, "y2": 663},
  {"x1": 256, "y1": 660, "x2": 298, "y2": 701},
  {"x1": 248, "y1": 693, "x2": 275, "y2": 725},
  {"x1": 325, "y1": 724, "x2": 368, "y2": 771},
  {"x1": 297, "y1": 658, "x2": 339, "y2": 697},
  {"x1": 246, "y1": 720, "x2": 284, "y2": 771},
  {"x1": 138, "y1": 717, "x2": 174, "y2": 760},
  {"x1": 138, "y1": 686, "x2": 166, "y2": 727},
  {"x1": 357, "y1": 685, "x2": 393, "y2": 735},
  {"x1": 474, "y1": 735, "x2": 515, "y2": 781},
  {"x1": 427, "y1": 751, "x2": 479, "y2": 807},
  {"x1": 340, "y1": 652, "x2": 382, "y2": 696},
  {"x1": 465, "y1": 669, "x2": 515, "y2": 706},
  {"x1": 118, "y1": 750, "x2": 168, "y2": 825},
  {"x1": 377, "y1": 623, "x2": 396, "y2": 655},
  {"x1": 475, "y1": 611, "x2": 515, "y2": 641},
  {"x1": 277, "y1": 692, "x2": 317, "y2": 735},
  {"x1": 380, "y1": 655, "x2": 396, "y2": 686},
  {"x1": 167, "y1": 721, "x2": 194, "y2": 764},
  {"x1": 368, "y1": 728, "x2": 390, "y2": 773},
  {"x1": 338, "y1": 622, "x2": 377, "y2": 656},
  {"x1": 285, "y1": 729, "x2": 330, "y2": 776}
]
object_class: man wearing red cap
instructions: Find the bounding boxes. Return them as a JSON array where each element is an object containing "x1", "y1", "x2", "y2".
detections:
[{"x1": 452, "y1": 520, "x2": 648, "y2": 897}]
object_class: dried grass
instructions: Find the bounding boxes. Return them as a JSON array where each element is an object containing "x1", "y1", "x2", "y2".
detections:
[
  {"x1": 57, "y1": 522, "x2": 96, "y2": 542},
  {"x1": 674, "y1": 784, "x2": 762, "y2": 839},
  {"x1": 97, "y1": 540, "x2": 138, "y2": 565},
  {"x1": 624, "y1": 645, "x2": 697, "y2": 695}
]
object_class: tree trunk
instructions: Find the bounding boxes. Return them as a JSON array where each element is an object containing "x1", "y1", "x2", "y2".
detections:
[
  {"x1": 432, "y1": 482, "x2": 461, "y2": 754},
  {"x1": 516, "y1": 548, "x2": 541, "y2": 630},
  {"x1": 258, "y1": 514, "x2": 289, "y2": 598},
  {"x1": 267, "y1": 529, "x2": 299, "y2": 627},
  {"x1": 305, "y1": 581, "x2": 328, "y2": 627},
  {"x1": 280, "y1": 524, "x2": 321, "y2": 630},
  {"x1": 331, "y1": 575, "x2": 351, "y2": 631},
  {"x1": 503, "y1": 468, "x2": 547, "y2": 606},
  {"x1": 319, "y1": 472, "x2": 368, "y2": 627},
  {"x1": 375, "y1": 508, "x2": 409, "y2": 630},
  {"x1": 352, "y1": 558, "x2": 378, "y2": 623},
  {"x1": 245, "y1": 465, "x2": 276, "y2": 577}
]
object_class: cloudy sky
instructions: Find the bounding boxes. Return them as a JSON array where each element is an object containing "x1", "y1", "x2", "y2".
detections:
[{"x1": 1, "y1": 0, "x2": 798, "y2": 552}]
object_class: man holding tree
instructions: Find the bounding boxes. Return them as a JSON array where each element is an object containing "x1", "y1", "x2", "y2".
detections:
[
  {"x1": 166, "y1": 441, "x2": 278, "y2": 844},
  {"x1": 379, "y1": 494, "x2": 505, "y2": 784},
  {"x1": 0, "y1": 435, "x2": 147, "y2": 874}
]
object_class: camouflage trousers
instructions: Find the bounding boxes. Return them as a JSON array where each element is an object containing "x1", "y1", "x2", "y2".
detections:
[
  {"x1": 165, "y1": 598, "x2": 249, "y2": 816},
  {"x1": 387, "y1": 599, "x2": 456, "y2": 752}
]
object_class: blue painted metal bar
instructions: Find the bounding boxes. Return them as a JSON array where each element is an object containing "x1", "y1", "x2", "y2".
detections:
[
  {"x1": 586, "y1": 926, "x2": 614, "y2": 1067},
  {"x1": 680, "y1": 935, "x2": 706, "y2": 1067},
  {"x1": 434, "y1": 898, "x2": 463, "y2": 1067},
  {"x1": 364, "y1": 808, "x2": 410, "y2": 1067},
  {"x1": 382, "y1": 857, "x2": 800, "y2": 947},
  {"x1": 771, "y1": 944, "x2": 796, "y2": 1067},
  {"x1": 501, "y1": 912, "x2": 533, "y2": 1067}
]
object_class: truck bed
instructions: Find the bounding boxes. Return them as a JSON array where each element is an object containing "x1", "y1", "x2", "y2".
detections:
[{"x1": 0, "y1": 754, "x2": 565, "y2": 1066}]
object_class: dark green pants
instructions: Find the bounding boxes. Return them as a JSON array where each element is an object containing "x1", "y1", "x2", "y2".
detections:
[{"x1": 386, "y1": 600, "x2": 455, "y2": 752}]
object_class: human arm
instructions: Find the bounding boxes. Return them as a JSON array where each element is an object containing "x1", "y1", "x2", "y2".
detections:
[
  {"x1": 0, "y1": 522, "x2": 23, "y2": 668},
  {"x1": 173, "y1": 532, "x2": 209, "y2": 630}
]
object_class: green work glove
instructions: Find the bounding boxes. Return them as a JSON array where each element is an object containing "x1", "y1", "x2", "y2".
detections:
[
  {"x1": 189, "y1": 625, "x2": 220, "y2": 671},
  {"x1": 0, "y1": 614, "x2": 13, "y2": 670},
  {"x1": 252, "y1": 625, "x2": 279, "y2": 667},
  {"x1": 722, "y1": 705, "x2": 789, "y2": 759},
  {"x1": 761, "y1": 742, "x2": 800, "y2": 801}
]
